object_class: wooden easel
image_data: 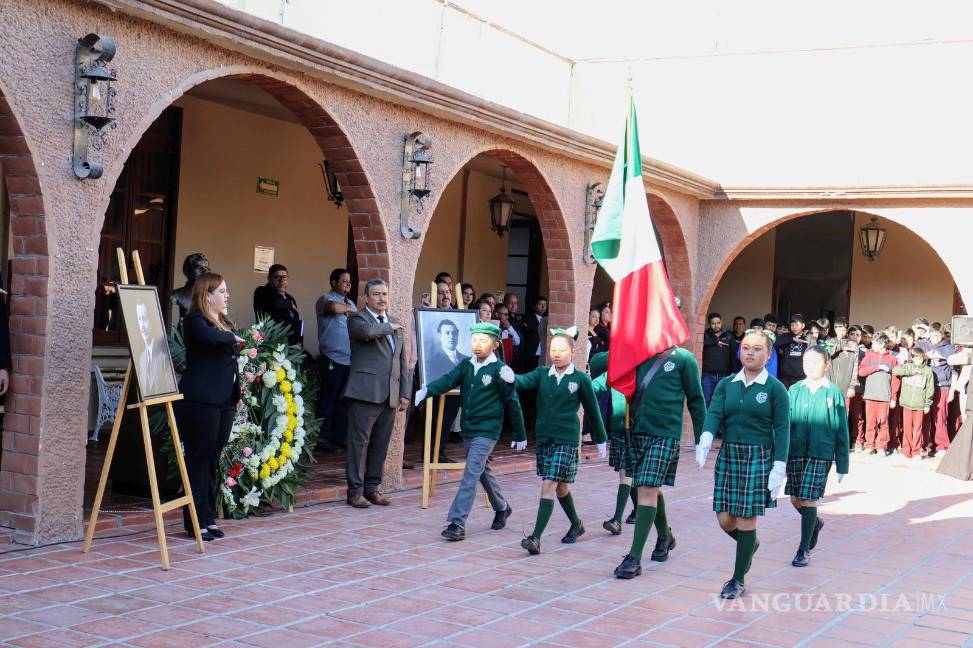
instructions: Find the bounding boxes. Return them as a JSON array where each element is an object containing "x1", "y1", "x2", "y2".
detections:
[
  {"x1": 83, "y1": 248, "x2": 205, "y2": 569},
  {"x1": 421, "y1": 392, "x2": 466, "y2": 508}
]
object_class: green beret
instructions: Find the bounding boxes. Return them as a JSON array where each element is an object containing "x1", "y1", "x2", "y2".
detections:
[
  {"x1": 471, "y1": 322, "x2": 501, "y2": 338},
  {"x1": 589, "y1": 351, "x2": 608, "y2": 378}
]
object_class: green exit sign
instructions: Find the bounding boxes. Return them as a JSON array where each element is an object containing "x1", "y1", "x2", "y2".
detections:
[{"x1": 257, "y1": 177, "x2": 279, "y2": 196}]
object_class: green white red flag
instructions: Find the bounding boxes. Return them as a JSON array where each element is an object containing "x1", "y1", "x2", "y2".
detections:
[{"x1": 591, "y1": 96, "x2": 689, "y2": 398}]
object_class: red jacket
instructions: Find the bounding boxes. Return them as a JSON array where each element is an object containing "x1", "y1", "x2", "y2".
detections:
[{"x1": 858, "y1": 350, "x2": 901, "y2": 402}]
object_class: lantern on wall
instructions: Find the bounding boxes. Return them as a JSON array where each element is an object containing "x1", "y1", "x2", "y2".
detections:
[
  {"x1": 319, "y1": 160, "x2": 343, "y2": 208},
  {"x1": 488, "y1": 166, "x2": 516, "y2": 238},
  {"x1": 400, "y1": 131, "x2": 432, "y2": 239},
  {"x1": 73, "y1": 33, "x2": 117, "y2": 179},
  {"x1": 858, "y1": 215, "x2": 887, "y2": 262},
  {"x1": 582, "y1": 181, "x2": 605, "y2": 263}
]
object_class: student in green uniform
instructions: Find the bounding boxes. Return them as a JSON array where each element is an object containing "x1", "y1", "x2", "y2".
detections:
[
  {"x1": 613, "y1": 344, "x2": 706, "y2": 579},
  {"x1": 516, "y1": 326, "x2": 607, "y2": 555},
  {"x1": 588, "y1": 352, "x2": 633, "y2": 535},
  {"x1": 785, "y1": 345, "x2": 849, "y2": 568},
  {"x1": 696, "y1": 330, "x2": 790, "y2": 599},
  {"x1": 415, "y1": 322, "x2": 526, "y2": 542}
]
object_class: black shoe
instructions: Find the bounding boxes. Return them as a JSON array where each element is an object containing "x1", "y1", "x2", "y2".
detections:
[
  {"x1": 188, "y1": 530, "x2": 215, "y2": 542},
  {"x1": 603, "y1": 518, "x2": 622, "y2": 535},
  {"x1": 561, "y1": 523, "x2": 585, "y2": 544},
  {"x1": 614, "y1": 554, "x2": 642, "y2": 579},
  {"x1": 868, "y1": 449, "x2": 878, "y2": 455},
  {"x1": 809, "y1": 517, "x2": 824, "y2": 550},
  {"x1": 521, "y1": 535, "x2": 541, "y2": 555},
  {"x1": 651, "y1": 532, "x2": 676, "y2": 562},
  {"x1": 491, "y1": 505, "x2": 513, "y2": 530},
  {"x1": 884, "y1": 449, "x2": 895, "y2": 457},
  {"x1": 625, "y1": 510, "x2": 636, "y2": 525},
  {"x1": 441, "y1": 523, "x2": 465, "y2": 541},
  {"x1": 720, "y1": 578, "x2": 746, "y2": 599},
  {"x1": 792, "y1": 549, "x2": 810, "y2": 567},
  {"x1": 205, "y1": 526, "x2": 225, "y2": 539}
]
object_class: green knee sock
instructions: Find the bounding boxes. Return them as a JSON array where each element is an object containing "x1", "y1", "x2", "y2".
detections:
[
  {"x1": 612, "y1": 484, "x2": 631, "y2": 524},
  {"x1": 629, "y1": 505, "x2": 657, "y2": 560},
  {"x1": 557, "y1": 492, "x2": 582, "y2": 527},
  {"x1": 733, "y1": 529, "x2": 757, "y2": 583},
  {"x1": 724, "y1": 527, "x2": 739, "y2": 540},
  {"x1": 799, "y1": 506, "x2": 817, "y2": 552},
  {"x1": 533, "y1": 498, "x2": 554, "y2": 539},
  {"x1": 654, "y1": 492, "x2": 670, "y2": 539},
  {"x1": 629, "y1": 487, "x2": 638, "y2": 513}
]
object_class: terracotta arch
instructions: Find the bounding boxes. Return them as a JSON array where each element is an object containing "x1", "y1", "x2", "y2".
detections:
[
  {"x1": 695, "y1": 207, "x2": 963, "y2": 343},
  {"x1": 423, "y1": 149, "x2": 576, "y2": 327},
  {"x1": 647, "y1": 193, "x2": 694, "y2": 321},
  {"x1": 0, "y1": 87, "x2": 50, "y2": 539},
  {"x1": 94, "y1": 68, "x2": 389, "y2": 293}
]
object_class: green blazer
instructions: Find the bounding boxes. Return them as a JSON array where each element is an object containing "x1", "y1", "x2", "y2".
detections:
[
  {"x1": 426, "y1": 357, "x2": 526, "y2": 441},
  {"x1": 516, "y1": 364, "x2": 607, "y2": 445},
  {"x1": 787, "y1": 379, "x2": 850, "y2": 474}
]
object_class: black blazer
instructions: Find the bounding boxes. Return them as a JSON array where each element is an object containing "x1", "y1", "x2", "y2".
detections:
[
  {"x1": 253, "y1": 283, "x2": 302, "y2": 345},
  {"x1": 179, "y1": 311, "x2": 240, "y2": 406}
]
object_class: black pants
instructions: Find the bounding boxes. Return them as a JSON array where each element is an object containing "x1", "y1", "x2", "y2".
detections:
[
  {"x1": 345, "y1": 398, "x2": 397, "y2": 496},
  {"x1": 177, "y1": 399, "x2": 235, "y2": 531},
  {"x1": 317, "y1": 355, "x2": 350, "y2": 447}
]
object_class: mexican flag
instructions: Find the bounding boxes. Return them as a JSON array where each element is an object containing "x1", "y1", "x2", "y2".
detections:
[{"x1": 591, "y1": 97, "x2": 689, "y2": 398}]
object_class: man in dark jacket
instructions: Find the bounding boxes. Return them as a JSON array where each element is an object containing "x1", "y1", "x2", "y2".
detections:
[
  {"x1": 775, "y1": 314, "x2": 810, "y2": 388},
  {"x1": 917, "y1": 323, "x2": 957, "y2": 456},
  {"x1": 702, "y1": 312, "x2": 734, "y2": 406},
  {"x1": 253, "y1": 264, "x2": 302, "y2": 347}
]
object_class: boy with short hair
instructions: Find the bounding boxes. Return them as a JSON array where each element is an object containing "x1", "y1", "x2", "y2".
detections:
[
  {"x1": 893, "y1": 348, "x2": 935, "y2": 461},
  {"x1": 917, "y1": 323, "x2": 957, "y2": 457},
  {"x1": 775, "y1": 314, "x2": 810, "y2": 388},
  {"x1": 858, "y1": 333, "x2": 901, "y2": 455},
  {"x1": 416, "y1": 322, "x2": 526, "y2": 541},
  {"x1": 846, "y1": 326, "x2": 867, "y2": 450}
]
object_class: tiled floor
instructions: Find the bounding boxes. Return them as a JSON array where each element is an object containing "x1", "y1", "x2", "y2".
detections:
[{"x1": 2, "y1": 449, "x2": 973, "y2": 647}]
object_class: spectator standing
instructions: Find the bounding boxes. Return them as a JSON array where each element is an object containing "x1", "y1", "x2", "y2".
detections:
[
  {"x1": 461, "y1": 283, "x2": 476, "y2": 309},
  {"x1": 253, "y1": 264, "x2": 303, "y2": 346},
  {"x1": 702, "y1": 312, "x2": 735, "y2": 406},
  {"x1": 775, "y1": 314, "x2": 810, "y2": 388},
  {"x1": 858, "y1": 333, "x2": 900, "y2": 455},
  {"x1": 893, "y1": 348, "x2": 935, "y2": 461},
  {"x1": 917, "y1": 323, "x2": 957, "y2": 456},
  {"x1": 315, "y1": 268, "x2": 356, "y2": 452},
  {"x1": 587, "y1": 308, "x2": 609, "y2": 357}
]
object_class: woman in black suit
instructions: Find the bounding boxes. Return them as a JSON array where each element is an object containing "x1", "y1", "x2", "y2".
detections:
[{"x1": 177, "y1": 272, "x2": 244, "y2": 540}]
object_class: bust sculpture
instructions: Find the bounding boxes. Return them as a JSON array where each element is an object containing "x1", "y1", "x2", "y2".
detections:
[{"x1": 168, "y1": 252, "x2": 209, "y2": 317}]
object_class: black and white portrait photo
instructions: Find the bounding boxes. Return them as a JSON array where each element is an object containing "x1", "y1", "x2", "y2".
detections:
[
  {"x1": 415, "y1": 308, "x2": 478, "y2": 388},
  {"x1": 118, "y1": 285, "x2": 179, "y2": 400}
]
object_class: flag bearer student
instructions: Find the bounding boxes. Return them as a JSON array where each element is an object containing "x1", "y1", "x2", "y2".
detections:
[
  {"x1": 612, "y1": 343, "x2": 706, "y2": 579},
  {"x1": 415, "y1": 322, "x2": 526, "y2": 541},
  {"x1": 695, "y1": 330, "x2": 790, "y2": 599},
  {"x1": 893, "y1": 347, "x2": 936, "y2": 462},
  {"x1": 587, "y1": 352, "x2": 633, "y2": 535},
  {"x1": 785, "y1": 345, "x2": 849, "y2": 568},
  {"x1": 515, "y1": 327, "x2": 608, "y2": 555}
]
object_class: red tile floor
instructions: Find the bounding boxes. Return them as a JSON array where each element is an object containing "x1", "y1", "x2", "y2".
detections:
[{"x1": 2, "y1": 448, "x2": 973, "y2": 647}]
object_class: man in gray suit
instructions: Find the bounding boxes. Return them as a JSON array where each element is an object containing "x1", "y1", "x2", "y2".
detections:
[{"x1": 343, "y1": 279, "x2": 412, "y2": 508}]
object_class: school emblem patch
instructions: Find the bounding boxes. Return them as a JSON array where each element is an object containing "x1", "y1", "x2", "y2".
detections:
[
  {"x1": 482, "y1": 374, "x2": 492, "y2": 386},
  {"x1": 568, "y1": 381, "x2": 579, "y2": 394},
  {"x1": 663, "y1": 361, "x2": 676, "y2": 372},
  {"x1": 755, "y1": 391, "x2": 768, "y2": 404}
]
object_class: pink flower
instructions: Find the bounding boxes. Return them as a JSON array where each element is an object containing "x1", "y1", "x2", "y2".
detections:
[
  {"x1": 253, "y1": 331, "x2": 264, "y2": 342},
  {"x1": 245, "y1": 371, "x2": 255, "y2": 382},
  {"x1": 225, "y1": 477, "x2": 237, "y2": 487},
  {"x1": 247, "y1": 348, "x2": 258, "y2": 359},
  {"x1": 243, "y1": 447, "x2": 253, "y2": 457}
]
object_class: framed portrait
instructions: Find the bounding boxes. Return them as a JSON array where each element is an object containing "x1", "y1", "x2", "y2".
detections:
[
  {"x1": 415, "y1": 308, "x2": 479, "y2": 388},
  {"x1": 117, "y1": 284, "x2": 180, "y2": 401},
  {"x1": 952, "y1": 315, "x2": 973, "y2": 346}
]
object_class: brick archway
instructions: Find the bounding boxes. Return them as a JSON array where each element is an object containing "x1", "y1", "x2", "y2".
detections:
[
  {"x1": 0, "y1": 88, "x2": 50, "y2": 540},
  {"x1": 647, "y1": 193, "x2": 694, "y2": 327}
]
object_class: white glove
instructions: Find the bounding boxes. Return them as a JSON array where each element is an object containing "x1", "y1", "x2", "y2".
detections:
[
  {"x1": 414, "y1": 387, "x2": 428, "y2": 405},
  {"x1": 695, "y1": 431, "x2": 714, "y2": 469},
  {"x1": 837, "y1": 473, "x2": 846, "y2": 484},
  {"x1": 511, "y1": 440, "x2": 527, "y2": 451},
  {"x1": 767, "y1": 460, "x2": 787, "y2": 498},
  {"x1": 499, "y1": 365, "x2": 515, "y2": 384},
  {"x1": 597, "y1": 442, "x2": 607, "y2": 458}
]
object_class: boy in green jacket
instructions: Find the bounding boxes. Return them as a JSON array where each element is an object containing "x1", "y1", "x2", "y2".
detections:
[
  {"x1": 415, "y1": 322, "x2": 526, "y2": 542},
  {"x1": 893, "y1": 348, "x2": 936, "y2": 461},
  {"x1": 613, "y1": 345, "x2": 706, "y2": 579},
  {"x1": 515, "y1": 326, "x2": 607, "y2": 555},
  {"x1": 785, "y1": 346, "x2": 849, "y2": 568}
]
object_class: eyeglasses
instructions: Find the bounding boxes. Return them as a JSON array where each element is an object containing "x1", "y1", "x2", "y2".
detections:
[{"x1": 271, "y1": 274, "x2": 288, "y2": 281}]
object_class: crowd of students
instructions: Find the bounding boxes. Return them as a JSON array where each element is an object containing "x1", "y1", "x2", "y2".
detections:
[{"x1": 703, "y1": 312, "x2": 968, "y2": 463}]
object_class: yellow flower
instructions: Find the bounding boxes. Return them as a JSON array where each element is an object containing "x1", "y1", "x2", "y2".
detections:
[
  {"x1": 267, "y1": 457, "x2": 279, "y2": 471},
  {"x1": 283, "y1": 430, "x2": 293, "y2": 442},
  {"x1": 259, "y1": 464, "x2": 271, "y2": 480},
  {"x1": 284, "y1": 392, "x2": 293, "y2": 404},
  {"x1": 287, "y1": 415, "x2": 297, "y2": 431},
  {"x1": 276, "y1": 368, "x2": 286, "y2": 382},
  {"x1": 281, "y1": 442, "x2": 292, "y2": 457},
  {"x1": 280, "y1": 380, "x2": 292, "y2": 394},
  {"x1": 286, "y1": 402, "x2": 297, "y2": 415}
]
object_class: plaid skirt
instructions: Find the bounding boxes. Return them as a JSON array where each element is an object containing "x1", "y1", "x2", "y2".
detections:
[
  {"x1": 536, "y1": 442, "x2": 579, "y2": 484},
  {"x1": 784, "y1": 456, "x2": 832, "y2": 501},
  {"x1": 630, "y1": 433, "x2": 680, "y2": 488},
  {"x1": 608, "y1": 433, "x2": 629, "y2": 472},
  {"x1": 713, "y1": 442, "x2": 776, "y2": 517}
]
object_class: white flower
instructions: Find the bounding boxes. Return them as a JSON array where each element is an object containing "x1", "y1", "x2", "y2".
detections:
[
  {"x1": 287, "y1": 369, "x2": 296, "y2": 381},
  {"x1": 262, "y1": 370, "x2": 278, "y2": 388},
  {"x1": 241, "y1": 487, "x2": 262, "y2": 508},
  {"x1": 282, "y1": 359, "x2": 293, "y2": 372},
  {"x1": 292, "y1": 382, "x2": 302, "y2": 395}
]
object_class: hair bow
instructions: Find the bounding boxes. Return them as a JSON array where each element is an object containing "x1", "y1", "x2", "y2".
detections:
[{"x1": 550, "y1": 325, "x2": 579, "y2": 340}]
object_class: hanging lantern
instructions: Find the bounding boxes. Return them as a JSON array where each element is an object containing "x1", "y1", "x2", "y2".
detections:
[
  {"x1": 858, "y1": 215, "x2": 887, "y2": 262},
  {"x1": 319, "y1": 159, "x2": 343, "y2": 208},
  {"x1": 73, "y1": 33, "x2": 117, "y2": 179},
  {"x1": 488, "y1": 166, "x2": 516, "y2": 237}
]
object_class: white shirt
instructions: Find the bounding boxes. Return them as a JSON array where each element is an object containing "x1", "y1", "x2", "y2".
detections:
[
  {"x1": 469, "y1": 353, "x2": 497, "y2": 375},
  {"x1": 365, "y1": 306, "x2": 394, "y2": 351},
  {"x1": 803, "y1": 377, "x2": 831, "y2": 394},
  {"x1": 502, "y1": 326, "x2": 520, "y2": 346},
  {"x1": 548, "y1": 362, "x2": 576, "y2": 385},
  {"x1": 535, "y1": 313, "x2": 544, "y2": 356},
  {"x1": 731, "y1": 367, "x2": 769, "y2": 388}
]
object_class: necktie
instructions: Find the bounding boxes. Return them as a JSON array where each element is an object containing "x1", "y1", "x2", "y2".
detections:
[{"x1": 378, "y1": 315, "x2": 394, "y2": 351}]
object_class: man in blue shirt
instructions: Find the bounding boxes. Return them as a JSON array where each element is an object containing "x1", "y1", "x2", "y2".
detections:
[{"x1": 315, "y1": 268, "x2": 357, "y2": 451}]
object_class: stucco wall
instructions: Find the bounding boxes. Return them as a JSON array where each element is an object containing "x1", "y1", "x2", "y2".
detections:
[
  {"x1": 172, "y1": 95, "x2": 348, "y2": 351},
  {"x1": 707, "y1": 228, "x2": 776, "y2": 322}
]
